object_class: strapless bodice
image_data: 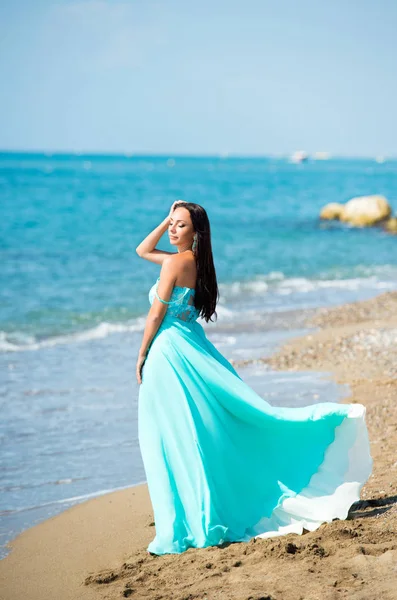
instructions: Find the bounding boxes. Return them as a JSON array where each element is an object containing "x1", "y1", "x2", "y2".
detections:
[{"x1": 149, "y1": 277, "x2": 200, "y2": 322}]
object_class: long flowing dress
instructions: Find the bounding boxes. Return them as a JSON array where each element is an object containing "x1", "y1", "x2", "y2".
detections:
[{"x1": 138, "y1": 276, "x2": 373, "y2": 555}]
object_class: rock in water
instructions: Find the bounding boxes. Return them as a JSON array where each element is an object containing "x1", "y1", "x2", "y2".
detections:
[
  {"x1": 384, "y1": 217, "x2": 397, "y2": 234},
  {"x1": 339, "y1": 195, "x2": 391, "y2": 226},
  {"x1": 320, "y1": 202, "x2": 344, "y2": 220}
]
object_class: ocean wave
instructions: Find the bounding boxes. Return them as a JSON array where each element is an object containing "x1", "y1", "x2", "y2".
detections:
[
  {"x1": 219, "y1": 266, "x2": 397, "y2": 298},
  {"x1": 1, "y1": 267, "x2": 396, "y2": 353},
  {"x1": 0, "y1": 306, "x2": 236, "y2": 353},
  {"x1": 274, "y1": 276, "x2": 396, "y2": 295},
  {"x1": 0, "y1": 318, "x2": 146, "y2": 353}
]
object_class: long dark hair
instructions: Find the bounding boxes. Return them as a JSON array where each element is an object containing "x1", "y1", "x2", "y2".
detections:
[{"x1": 174, "y1": 201, "x2": 219, "y2": 323}]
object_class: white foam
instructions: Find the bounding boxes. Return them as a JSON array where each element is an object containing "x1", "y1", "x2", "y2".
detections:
[
  {"x1": 220, "y1": 272, "x2": 397, "y2": 298},
  {"x1": 0, "y1": 318, "x2": 146, "y2": 353},
  {"x1": 2, "y1": 266, "x2": 397, "y2": 353}
]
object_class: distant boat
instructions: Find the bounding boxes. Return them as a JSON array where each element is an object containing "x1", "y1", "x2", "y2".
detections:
[
  {"x1": 290, "y1": 150, "x2": 309, "y2": 163},
  {"x1": 375, "y1": 155, "x2": 386, "y2": 164}
]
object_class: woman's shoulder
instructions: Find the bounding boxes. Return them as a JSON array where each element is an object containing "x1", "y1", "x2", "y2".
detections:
[
  {"x1": 166, "y1": 250, "x2": 195, "y2": 267},
  {"x1": 167, "y1": 251, "x2": 196, "y2": 287}
]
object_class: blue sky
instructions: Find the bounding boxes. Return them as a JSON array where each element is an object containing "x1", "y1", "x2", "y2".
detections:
[{"x1": 1, "y1": 0, "x2": 396, "y2": 156}]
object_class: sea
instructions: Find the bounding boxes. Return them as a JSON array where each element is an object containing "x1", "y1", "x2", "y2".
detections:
[{"x1": 1, "y1": 152, "x2": 396, "y2": 559}]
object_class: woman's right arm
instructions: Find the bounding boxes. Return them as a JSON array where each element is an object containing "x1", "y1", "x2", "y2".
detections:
[
  {"x1": 135, "y1": 201, "x2": 186, "y2": 265},
  {"x1": 136, "y1": 216, "x2": 174, "y2": 265}
]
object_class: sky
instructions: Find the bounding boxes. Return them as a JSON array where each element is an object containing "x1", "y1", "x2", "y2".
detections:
[{"x1": 1, "y1": 0, "x2": 396, "y2": 157}]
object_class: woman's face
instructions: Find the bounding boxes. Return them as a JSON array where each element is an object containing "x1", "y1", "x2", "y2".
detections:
[{"x1": 168, "y1": 207, "x2": 194, "y2": 248}]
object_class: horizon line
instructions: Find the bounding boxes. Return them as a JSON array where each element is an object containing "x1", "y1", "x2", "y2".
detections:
[{"x1": 0, "y1": 149, "x2": 396, "y2": 160}]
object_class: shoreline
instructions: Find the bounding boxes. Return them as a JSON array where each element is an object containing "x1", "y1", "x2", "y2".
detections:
[{"x1": 1, "y1": 291, "x2": 397, "y2": 599}]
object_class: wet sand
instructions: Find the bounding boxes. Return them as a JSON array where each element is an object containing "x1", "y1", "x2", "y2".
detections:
[{"x1": 1, "y1": 291, "x2": 397, "y2": 600}]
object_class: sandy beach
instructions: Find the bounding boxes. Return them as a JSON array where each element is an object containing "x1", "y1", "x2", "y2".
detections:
[{"x1": 1, "y1": 291, "x2": 396, "y2": 600}]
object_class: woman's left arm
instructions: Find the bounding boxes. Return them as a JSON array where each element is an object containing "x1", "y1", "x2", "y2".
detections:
[{"x1": 136, "y1": 256, "x2": 179, "y2": 384}]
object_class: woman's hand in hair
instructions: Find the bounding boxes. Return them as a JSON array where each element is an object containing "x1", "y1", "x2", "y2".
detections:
[{"x1": 168, "y1": 199, "x2": 187, "y2": 220}]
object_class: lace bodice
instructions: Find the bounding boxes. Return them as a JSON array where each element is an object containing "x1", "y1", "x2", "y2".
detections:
[{"x1": 149, "y1": 277, "x2": 200, "y2": 323}]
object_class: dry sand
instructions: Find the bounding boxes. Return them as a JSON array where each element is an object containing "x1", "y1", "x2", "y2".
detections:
[{"x1": 1, "y1": 291, "x2": 397, "y2": 600}]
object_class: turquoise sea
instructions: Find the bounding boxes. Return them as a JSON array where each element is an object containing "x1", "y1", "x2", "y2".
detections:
[{"x1": 1, "y1": 152, "x2": 396, "y2": 558}]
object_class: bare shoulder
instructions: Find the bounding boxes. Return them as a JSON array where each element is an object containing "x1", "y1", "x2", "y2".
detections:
[
  {"x1": 165, "y1": 251, "x2": 196, "y2": 288},
  {"x1": 162, "y1": 253, "x2": 181, "y2": 271}
]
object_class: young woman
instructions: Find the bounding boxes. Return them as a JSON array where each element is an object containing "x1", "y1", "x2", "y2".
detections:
[{"x1": 136, "y1": 200, "x2": 373, "y2": 556}]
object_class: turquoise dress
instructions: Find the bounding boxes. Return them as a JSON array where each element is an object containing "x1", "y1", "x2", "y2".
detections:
[{"x1": 138, "y1": 276, "x2": 373, "y2": 555}]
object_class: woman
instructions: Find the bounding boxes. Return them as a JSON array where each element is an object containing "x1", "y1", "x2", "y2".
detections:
[{"x1": 136, "y1": 200, "x2": 373, "y2": 556}]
